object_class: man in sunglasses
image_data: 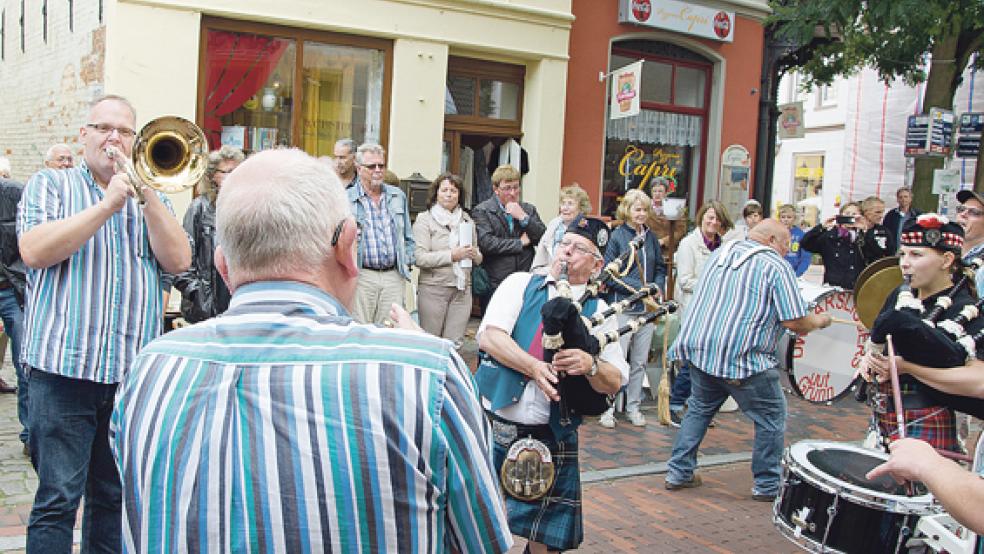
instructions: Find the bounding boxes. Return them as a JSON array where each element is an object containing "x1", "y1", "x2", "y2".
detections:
[
  {"x1": 956, "y1": 190, "x2": 984, "y2": 295},
  {"x1": 346, "y1": 143, "x2": 415, "y2": 325},
  {"x1": 17, "y1": 94, "x2": 190, "y2": 552}
]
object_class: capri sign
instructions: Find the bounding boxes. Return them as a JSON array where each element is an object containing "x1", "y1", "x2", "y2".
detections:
[{"x1": 618, "y1": 0, "x2": 735, "y2": 43}]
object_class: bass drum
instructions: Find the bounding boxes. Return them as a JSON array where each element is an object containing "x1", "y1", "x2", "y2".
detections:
[
  {"x1": 774, "y1": 440, "x2": 939, "y2": 554},
  {"x1": 779, "y1": 287, "x2": 867, "y2": 403}
]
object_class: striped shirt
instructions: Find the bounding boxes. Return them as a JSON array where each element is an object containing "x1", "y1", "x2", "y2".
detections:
[
  {"x1": 16, "y1": 162, "x2": 171, "y2": 383},
  {"x1": 668, "y1": 240, "x2": 807, "y2": 380},
  {"x1": 110, "y1": 281, "x2": 512, "y2": 554},
  {"x1": 356, "y1": 186, "x2": 397, "y2": 269}
]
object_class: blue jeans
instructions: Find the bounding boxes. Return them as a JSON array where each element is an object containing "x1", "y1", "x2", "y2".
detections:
[
  {"x1": 666, "y1": 366, "x2": 786, "y2": 496},
  {"x1": 669, "y1": 360, "x2": 693, "y2": 412},
  {"x1": 0, "y1": 287, "x2": 27, "y2": 444},
  {"x1": 27, "y1": 370, "x2": 121, "y2": 554}
]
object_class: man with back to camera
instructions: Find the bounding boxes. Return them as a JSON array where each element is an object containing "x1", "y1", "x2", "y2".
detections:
[
  {"x1": 111, "y1": 148, "x2": 511, "y2": 553},
  {"x1": 17, "y1": 94, "x2": 190, "y2": 552}
]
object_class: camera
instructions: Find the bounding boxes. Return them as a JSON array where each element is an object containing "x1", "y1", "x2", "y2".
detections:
[{"x1": 835, "y1": 215, "x2": 857, "y2": 225}]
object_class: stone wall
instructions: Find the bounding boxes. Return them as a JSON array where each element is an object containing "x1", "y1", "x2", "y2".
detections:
[{"x1": 0, "y1": 0, "x2": 104, "y2": 181}]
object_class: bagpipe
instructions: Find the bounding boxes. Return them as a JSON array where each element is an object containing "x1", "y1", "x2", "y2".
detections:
[
  {"x1": 541, "y1": 236, "x2": 678, "y2": 424},
  {"x1": 863, "y1": 258, "x2": 984, "y2": 419}
]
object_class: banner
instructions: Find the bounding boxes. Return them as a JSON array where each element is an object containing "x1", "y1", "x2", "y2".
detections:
[{"x1": 610, "y1": 61, "x2": 643, "y2": 120}]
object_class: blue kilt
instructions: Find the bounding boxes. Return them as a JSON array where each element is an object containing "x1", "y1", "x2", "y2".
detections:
[{"x1": 492, "y1": 423, "x2": 582, "y2": 551}]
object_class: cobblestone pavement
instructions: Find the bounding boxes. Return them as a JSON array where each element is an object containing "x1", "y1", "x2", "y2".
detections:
[{"x1": 0, "y1": 287, "x2": 879, "y2": 553}]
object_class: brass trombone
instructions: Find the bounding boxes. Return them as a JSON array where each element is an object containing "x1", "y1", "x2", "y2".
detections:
[{"x1": 105, "y1": 115, "x2": 207, "y2": 205}]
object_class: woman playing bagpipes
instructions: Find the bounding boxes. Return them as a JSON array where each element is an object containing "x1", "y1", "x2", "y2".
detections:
[{"x1": 862, "y1": 214, "x2": 984, "y2": 453}]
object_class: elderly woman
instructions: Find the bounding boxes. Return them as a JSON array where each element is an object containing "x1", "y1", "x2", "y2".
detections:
[
  {"x1": 531, "y1": 184, "x2": 591, "y2": 274},
  {"x1": 173, "y1": 145, "x2": 244, "y2": 322},
  {"x1": 413, "y1": 173, "x2": 482, "y2": 348},
  {"x1": 599, "y1": 189, "x2": 666, "y2": 429},
  {"x1": 669, "y1": 200, "x2": 733, "y2": 425}
]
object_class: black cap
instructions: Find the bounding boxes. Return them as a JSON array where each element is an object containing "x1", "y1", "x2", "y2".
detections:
[
  {"x1": 957, "y1": 189, "x2": 984, "y2": 206},
  {"x1": 566, "y1": 215, "x2": 609, "y2": 256},
  {"x1": 900, "y1": 213, "x2": 964, "y2": 254}
]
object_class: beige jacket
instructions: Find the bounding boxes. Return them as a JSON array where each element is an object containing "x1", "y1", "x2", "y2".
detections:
[{"x1": 412, "y1": 209, "x2": 483, "y2": 288}]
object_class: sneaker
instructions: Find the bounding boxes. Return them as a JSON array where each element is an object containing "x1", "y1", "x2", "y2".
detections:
[
  {"x1": 627, "y1": 410, "x2": 646, "y2": 427},
  {"x1": 665, "y1": 473, "x2": 703, "y2": 491},
  {"x1": 669, "y1": 410, "x2": 683, "y2": 428},
  {"x1": 599, "y1": 410, "x2": 616, "y2": 429}
]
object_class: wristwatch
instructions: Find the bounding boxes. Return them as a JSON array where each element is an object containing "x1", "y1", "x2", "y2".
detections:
[{"x1": 588, "y1": 356, "x2": 599, "y2": 377}]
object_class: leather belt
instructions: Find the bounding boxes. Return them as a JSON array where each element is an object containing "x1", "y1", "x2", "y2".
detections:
[
  {"x1": 486, "y1": 411, "x2": 553, "y2": 442},
  {"x1": 363, "y1": 266, "x2": 395, "y2": 272}
]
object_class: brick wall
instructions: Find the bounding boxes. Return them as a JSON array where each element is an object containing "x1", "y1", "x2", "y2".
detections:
[{"x1": 0, "y1": 0, "x2": 104, "y2": 182}]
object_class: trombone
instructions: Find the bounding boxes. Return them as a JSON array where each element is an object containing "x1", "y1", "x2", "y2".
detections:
[{"x1": 105, "y1": 115, "x2": 207, "y2": 205}]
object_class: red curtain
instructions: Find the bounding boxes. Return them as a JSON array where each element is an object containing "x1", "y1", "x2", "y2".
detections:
[{"x1": 203, "y1": 30, "x2": 290, "y2": 149}]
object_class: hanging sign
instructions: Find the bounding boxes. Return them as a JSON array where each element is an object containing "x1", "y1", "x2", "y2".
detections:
[
  {"x1": 928, "y1": 108, "x2": 955, "y2": 156},
  {"x1": 618, "y1": 0, "x2": 735, "y2": 43},
  {"x1": 610, "y1": 61, "x2": 643, "y2": 120},
  {"x1": 904, "y1": 115, "x2": 930, "y2": 157},
  {"x1": 956, "y1": 112, "x2": 983, "y2": 159},
  {"x1": 777, "y1": 102, "x2": 805, "y2": 139}
]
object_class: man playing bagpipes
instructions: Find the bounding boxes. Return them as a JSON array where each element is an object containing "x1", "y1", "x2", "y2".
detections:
[
  {"x1": 474, "y1": 216, "x2": 630, "y2": 554},
  {"x1": 861, "y1": 213, "x2": 984, "y2": 453}
]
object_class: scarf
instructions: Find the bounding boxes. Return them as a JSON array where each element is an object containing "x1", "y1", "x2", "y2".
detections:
[{"x1": 430, "y1": 204, "x2": 467, "y2": 290}]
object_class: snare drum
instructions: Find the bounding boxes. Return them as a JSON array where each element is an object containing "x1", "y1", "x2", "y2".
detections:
[
  {"x1": 780, "y1": 288, "x2": 867, "y2": 403},
  {"x1": 774, "y1": 440, "x2": 939, "y2": 554}
]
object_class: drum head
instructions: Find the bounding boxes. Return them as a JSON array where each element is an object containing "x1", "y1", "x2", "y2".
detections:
[{"x1": 788, "y1": 290, "x2": 864, "y2": 403}]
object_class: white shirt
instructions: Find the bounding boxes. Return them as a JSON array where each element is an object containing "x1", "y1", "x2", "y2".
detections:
[{"x1": 478, "y1": 272, "x2": 629, "y2": 424}]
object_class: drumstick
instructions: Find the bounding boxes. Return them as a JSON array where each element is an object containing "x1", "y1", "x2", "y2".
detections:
[
  {"x1": 829, "y1": 316, "x2": 865, "y2": 328},
  {"x1": 886, "y1": 335, "x2": 905, "y2": 440},
  {"x1": 936, "y1": 449, "x2": 973, "y2": 463}
]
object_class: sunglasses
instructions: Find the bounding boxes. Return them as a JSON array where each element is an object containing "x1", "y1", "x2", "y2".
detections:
[{"x1": 360, "y1": 163, "x2": 386, "y2": 170}]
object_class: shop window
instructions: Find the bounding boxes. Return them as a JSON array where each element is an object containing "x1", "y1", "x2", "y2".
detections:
[
  {"x1": 793, "y1": 154, "x2": 825, "y2": 227},
  {"x1": 674, "y1": 66, "x2": 706, "y2": 109},
  {"x1": 200, "y1": 19, "x2": 391, "y2": 155}
]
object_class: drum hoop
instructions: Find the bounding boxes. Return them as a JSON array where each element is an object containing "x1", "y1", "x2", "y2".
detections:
[
  {"x1": 786, "y1": 289, "x2": 860, "y2": 404},
  {"x1": 785, "y1": 442, "x2": 937, "y2": 514}
]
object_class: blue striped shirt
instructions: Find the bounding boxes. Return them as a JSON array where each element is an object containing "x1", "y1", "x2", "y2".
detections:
[
  {"x1": 356, "y1": 186, "x2": 397, "y2": 269},
  {"x1": 110, "y1": 281, "x2": 512, "y2": 554},
  {"x1": 16, "y1": 162, "x2": 171, "y2": 383},
  {"x1": 668, "y1": 240, "x2": 807, "y2": 380}
]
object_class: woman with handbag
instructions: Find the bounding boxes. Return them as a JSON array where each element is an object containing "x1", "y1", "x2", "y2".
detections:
[
  {"x1": 598, "y1": 189, "x2": 667, "y2": 428},
  {"x1": 413, "y1": 173, "x2": 482, "y2": 348}
]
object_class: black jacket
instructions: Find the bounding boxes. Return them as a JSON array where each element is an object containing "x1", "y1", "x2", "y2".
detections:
[
  {"x1": 0, "y1": 178, "x2": 26, "y2": 304},
  {"x1": 473, "y1": 197, "x2": 546, "y2": 290},
  {"x1": 883, "y1": 207, "x2": 922, "y2": 248},
  {"x1": 172, "y1": 195, "x2": 230, "y2": 323},
  {"x1": 801, "y1": 224, "x2": 892, "y2": 289}
]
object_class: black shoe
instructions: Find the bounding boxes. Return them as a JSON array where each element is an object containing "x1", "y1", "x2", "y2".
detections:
[
  {"x1": 752, "y1": 493, "x2": 777, "y2": 502},
  {"x1": 669, "y1": 410, "x2": 683, "y2": 428},
  {"x1": 0, "y1": 378, "x2": 16, "y2": 394},
  {"x1": 665, "y1": 474, "x2": 703, "y2": 490}
]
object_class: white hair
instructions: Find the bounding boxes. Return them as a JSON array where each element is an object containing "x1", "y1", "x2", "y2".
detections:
[
  {"x1": 216, "y1": 148, "x2": 351, "y2": 278},
  {"x1": 0, "y1": 157, "x2": 10, "y2": 178},
  {"x1": 355, "y1": 142, "x2": 385, "y2": 165},
  {"x1": 45, "y1": 144, "x2": 72, "y2": 161}
]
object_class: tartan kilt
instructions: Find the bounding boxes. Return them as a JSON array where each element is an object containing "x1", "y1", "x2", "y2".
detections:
[
  {"x1": 877, "y1": 405, "x2": 961, "y2": 453},
  {"x1": 492, "y1": 429, "x2": 582, "y2": 551}
]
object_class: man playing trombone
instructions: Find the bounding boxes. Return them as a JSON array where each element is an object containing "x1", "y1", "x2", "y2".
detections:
[{"x1": 17, "y1": 95, "x2": 190, "y2": 553}]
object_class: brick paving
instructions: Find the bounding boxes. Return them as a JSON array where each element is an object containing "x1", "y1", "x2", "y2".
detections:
[{"x1": 0, "y1": 310, "x2": 875, "y2": 552}]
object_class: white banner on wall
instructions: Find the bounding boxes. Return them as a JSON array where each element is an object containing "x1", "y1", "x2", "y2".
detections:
[
  {"x1": 618, "y1": 0, "x2": 735, "y2": 43},
  {"x1": 610, "y1": 61, "x2": 643, "y2": 120}
]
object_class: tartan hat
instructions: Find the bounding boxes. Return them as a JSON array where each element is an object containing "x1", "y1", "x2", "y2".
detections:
[
  {"x1": 900, "y1": 213, "x2": 964, "y2": 254},
  {"x1": 566, "y1": 215, "x2": 609, "y2": 256}
]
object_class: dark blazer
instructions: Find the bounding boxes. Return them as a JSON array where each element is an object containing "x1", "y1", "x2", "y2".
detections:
[
  {"x1": 802, "y1": 224, "x2": 895, "y2": 289},
  {"x1": 884, "y1": 207, "x2": 922, "y2": 249},
  {"x1": 473, "y1": 197, "x2": 546, "y2": 290},
  {"x1": 0, "y1": 178, "x2": 26, "y2": 302}
]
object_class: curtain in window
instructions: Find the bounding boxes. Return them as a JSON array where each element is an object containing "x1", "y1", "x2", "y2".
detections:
[
  {"x1": 606, "y1": 110, "x2": 702, "y2": 147},
  {"x1": 203, "y1": 30, "x2": 290, "y2": 149}
]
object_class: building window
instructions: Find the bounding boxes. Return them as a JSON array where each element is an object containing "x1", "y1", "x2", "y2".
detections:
[
  {"x1": 793, "y1": 153, "x2": 824, "y2": 227},
  {"x1": 200, "y1": 18, "x2": 391, "y2": 155},
  {"x1": 601, "y1": 46, "x2": 711, "y2": 217},
  {"x1": 817, "y1": 83, "x2": 837, "y2": 108}
]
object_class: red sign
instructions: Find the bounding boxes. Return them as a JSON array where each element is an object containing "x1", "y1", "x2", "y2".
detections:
[
  {"x1": 631, "y1": 0, "x2": 652, "y2": 22},
  {"x1": 713, "y1": 12, "x2": 731, "y2": 39}
]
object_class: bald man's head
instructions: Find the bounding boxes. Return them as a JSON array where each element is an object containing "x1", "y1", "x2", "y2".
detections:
[{"x1": 748, "y1": 219, "x2": 791, "y2": 256}]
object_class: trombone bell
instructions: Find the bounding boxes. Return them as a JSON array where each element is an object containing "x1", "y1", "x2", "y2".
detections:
[{"x1": 132, "y1": 116, "x2": 207, "y2": 195}]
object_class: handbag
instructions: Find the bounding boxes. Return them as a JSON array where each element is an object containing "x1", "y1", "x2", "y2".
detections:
[{"x1": 472, "y1": 265, "x2": 492, "y2": 298}]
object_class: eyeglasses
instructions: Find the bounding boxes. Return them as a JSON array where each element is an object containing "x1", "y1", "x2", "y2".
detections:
[
  {"x1": 86, "y1": 123, "x2": 136, "y2": 139},
  {"x1": 957, "y1": 205, "x2": 984, "y2": 218},
  {"x1": 559, "y1": 238, "x2": 599, "y2": 258},
  {"x1": 498, "y1": 184, "x2": 521, "y2": 192},
  {"x1": 331, "y1": 219, "x2": 363, "y2": 247},
  {"x1": 360, "y1": 163, "x2": 386, "y2": 170}
]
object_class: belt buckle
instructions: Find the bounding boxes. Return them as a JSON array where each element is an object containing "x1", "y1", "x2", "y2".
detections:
[
  {"x1": 869, "y1": 392, "x2": 888, "y2": 414},
  {"x1": 500, "y1": 436, "x2": 556, "y2": 501}
]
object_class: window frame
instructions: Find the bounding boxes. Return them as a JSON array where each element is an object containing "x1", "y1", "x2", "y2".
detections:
[
  {"x1": 197, "y1": 16, "x2": 394, "y2": 152},
  {"x1": 444, "y1": 56, "x2": 525, "y2": 135}
]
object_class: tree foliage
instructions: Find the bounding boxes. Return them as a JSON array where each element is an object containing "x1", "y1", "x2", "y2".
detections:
[{"x1": 770, "y1": 0, "x2": 984, "y2": 89}]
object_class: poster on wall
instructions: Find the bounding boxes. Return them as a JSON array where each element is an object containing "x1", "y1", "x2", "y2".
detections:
[
  {"x1": 719, "y1": 144, "x2": 751, "y2": 220},
  {"x1": 610, "y1": 61, "x2": 643, "y2": 120}
]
